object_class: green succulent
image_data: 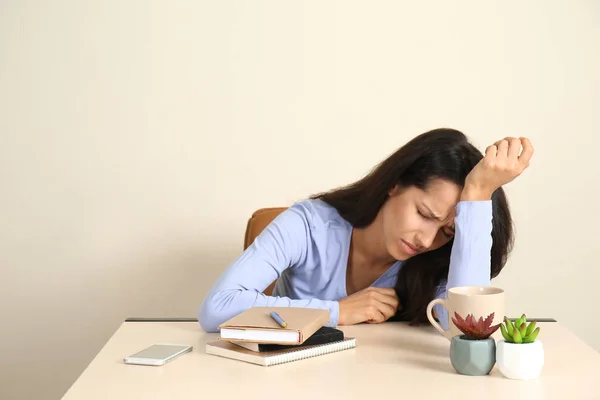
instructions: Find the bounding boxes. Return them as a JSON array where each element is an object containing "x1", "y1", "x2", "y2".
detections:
[{"x1": 500, "y1": 314, "x2": 540, "y2": 344}]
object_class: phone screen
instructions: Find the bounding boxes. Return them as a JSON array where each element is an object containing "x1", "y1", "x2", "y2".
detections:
[{"x1": 129, "y1": 344, "x2": 190, "y2": 360}]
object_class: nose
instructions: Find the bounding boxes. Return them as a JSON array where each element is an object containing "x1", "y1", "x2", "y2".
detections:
[{"x1": 415, "y1": 226, "x2": 438, "y2": 250}]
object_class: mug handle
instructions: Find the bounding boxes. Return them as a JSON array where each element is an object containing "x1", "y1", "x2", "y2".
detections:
[{"x1": 426, "y1": 298, "x2": 451, "y2": 340}]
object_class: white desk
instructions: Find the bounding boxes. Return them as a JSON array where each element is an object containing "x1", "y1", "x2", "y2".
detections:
[{"x1": 62, "y1": 319, "x2": 600, "y2": 400}]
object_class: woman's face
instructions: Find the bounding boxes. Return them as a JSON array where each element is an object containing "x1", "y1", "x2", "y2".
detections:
[{"x1": 381, "y1": 178, "x2": 461, "y2": 261}]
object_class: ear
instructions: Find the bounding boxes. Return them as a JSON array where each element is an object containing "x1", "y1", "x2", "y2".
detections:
[{"x1": 388, "y1": 184, "x2": 401, "y2": 196}]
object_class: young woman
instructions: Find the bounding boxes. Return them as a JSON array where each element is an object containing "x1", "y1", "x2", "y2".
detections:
[{"x1": 198, "y1": 128, "x2": 533, "y2": 332}]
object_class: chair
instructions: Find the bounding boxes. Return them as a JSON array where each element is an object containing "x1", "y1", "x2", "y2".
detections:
[{"x1": 243, "y1": 207, "x2": 287, "y2": 295}]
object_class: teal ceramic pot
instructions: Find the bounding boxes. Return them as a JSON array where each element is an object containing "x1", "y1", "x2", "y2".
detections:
[{"x1": 450, "y1": 335, "x2": 496, "y2": 375}]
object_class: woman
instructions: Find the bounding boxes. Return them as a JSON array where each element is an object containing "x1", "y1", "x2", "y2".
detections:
[{"x1": 198, "y1": 128, "x2": 533, "y2": 332}]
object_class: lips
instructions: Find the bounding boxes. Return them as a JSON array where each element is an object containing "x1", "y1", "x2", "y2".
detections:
[{"x1": 401, "y1": 239, "x2": 419, "y2": 256}]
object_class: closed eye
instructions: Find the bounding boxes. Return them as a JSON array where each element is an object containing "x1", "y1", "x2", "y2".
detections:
[
  {"x1": 442, "y1": 224, "x2": 455, "y2": 238},
  {"x1": 418, "y1": 208, "x2": 454, "y2": 238},
  {"x1": 441, "y1": 228, "x2": 454, "y2": 238}
]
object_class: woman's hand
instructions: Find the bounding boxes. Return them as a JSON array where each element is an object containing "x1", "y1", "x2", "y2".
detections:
[
  {"x1": 462, "y1": 137, "x2": 534, "y2": 201},
  {"x1": 338, "y1": 287, "x2": 401, "y2": 325}
]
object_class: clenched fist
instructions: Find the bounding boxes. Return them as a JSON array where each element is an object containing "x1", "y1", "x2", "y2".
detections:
[
  {"x1": 338, "y1": 287, "x2": 401, "y2": 325},
  {"x1": 462, "y1": 137, "x2": 534, "y2": 201}
]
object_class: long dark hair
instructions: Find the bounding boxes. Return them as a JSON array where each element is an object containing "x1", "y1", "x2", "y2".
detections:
[{"x1": 312, "y1": 128, "x2": 514, "y2": 324}]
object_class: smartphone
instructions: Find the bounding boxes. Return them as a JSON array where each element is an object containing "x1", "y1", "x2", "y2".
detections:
[{"x1": 123, "y1": 343, "x2": 193, "y2": 366}]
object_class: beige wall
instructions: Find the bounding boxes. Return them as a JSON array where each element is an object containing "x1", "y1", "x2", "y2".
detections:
[{"x1": 1, "y1": 1, "x2": 599, "y2": 398}]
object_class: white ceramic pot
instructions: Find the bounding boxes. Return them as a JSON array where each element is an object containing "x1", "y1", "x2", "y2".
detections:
[{"x1": 496, "y1": 340, "x2": 544, "y2": 379}]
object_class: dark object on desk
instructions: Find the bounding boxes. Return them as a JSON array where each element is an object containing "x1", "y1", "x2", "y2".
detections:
[{"x1": 231, "y1": 327, "x2": 344, "y2": 352}]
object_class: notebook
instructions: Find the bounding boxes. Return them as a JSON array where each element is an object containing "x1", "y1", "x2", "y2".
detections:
[
  {"x1": 230, "y1": 326, "x2": 344, "y2": 352},
  {"x1": 218, "y1": 306, "x2": 330, "y2": 344},
  {"x1": 206, "y1": 337, "x2": 356, "y2": 366}
]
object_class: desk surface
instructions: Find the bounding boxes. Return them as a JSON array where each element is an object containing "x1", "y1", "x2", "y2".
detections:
[{"x1": 62, "y1": 320, "x2": 600, "y2": 400}]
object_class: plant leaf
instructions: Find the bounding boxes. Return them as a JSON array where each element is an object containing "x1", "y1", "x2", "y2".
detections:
[
  {"x1": 452, "y1": 312, "x2": 471, "y2": 336},
  {"x1": 465, "y1": 314, "x2": 473, "y2": 327},
  {"x1": 484, "y1": 323, "x2": 501, "y2": 337},
  {"x1": 451, "y1": 316, "x2": 464, "y2": 333},
  {"x1": 512, "y1": 327, "x2": 523, "y2": 343},
  {"x1": 483, "y1": 312, "x2": 494, "y2": 330},
  {"x1": 523, "y1": 327, "x2": 540, "y2": 343},
  {"x1": 504, "y1": 317, "x2": 514, "y2": 335},
  {"x1": 476, "y1": 316, "x2": 484, "y2": 332},
  {"x1": 453, "y1": 312, "x2": 467, "y2": 327},
  {"x1": 500, "y1": 324, "x2": 512, "y2": 341},
  {"x1": 526, "y1": 321, "x2": 537, "y2": 336},
  {"x1": 519, "y1": 322, "x2": 527, "y2": 337}
]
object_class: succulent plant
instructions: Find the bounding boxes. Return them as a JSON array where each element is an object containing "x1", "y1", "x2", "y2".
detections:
[
  {"x1": 500, "y1": 314, "x2": 540, "y2": 344},
  {"x1": 451, "y1": 311, "x2": 502, "y2": 340}
]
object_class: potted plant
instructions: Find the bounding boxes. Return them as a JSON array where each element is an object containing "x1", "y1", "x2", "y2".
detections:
[
  {"x1": 496, "y1": 314, "x2": 544, "y2": 380},
  {"x1": 449, "y1": 311, "x2": 501, "y2": 375}
]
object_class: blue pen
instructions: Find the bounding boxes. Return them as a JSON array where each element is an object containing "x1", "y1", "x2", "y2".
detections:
[{"x1": 270, "y1": 311, "x2": 287, "y2": 328}]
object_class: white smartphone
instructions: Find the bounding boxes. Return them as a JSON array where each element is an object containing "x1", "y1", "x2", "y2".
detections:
[{"x1": 123, "y1": 343, "x2": 193, "y2": 366}]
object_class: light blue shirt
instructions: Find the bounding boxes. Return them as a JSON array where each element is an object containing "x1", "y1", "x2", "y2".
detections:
[{"x1": 198, "y1": 198, "x2": 492, "y2": 332}]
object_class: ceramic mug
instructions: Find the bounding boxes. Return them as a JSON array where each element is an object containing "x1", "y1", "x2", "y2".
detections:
[{"x1": 426, "y1": 286, "x2": 505, "y2": 340}]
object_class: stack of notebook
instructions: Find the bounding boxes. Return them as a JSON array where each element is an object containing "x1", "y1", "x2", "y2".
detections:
[{"x1": 205, "y1": 306, "x2": 356, "y2": 366}]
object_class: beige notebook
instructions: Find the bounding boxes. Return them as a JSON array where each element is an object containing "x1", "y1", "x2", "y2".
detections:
[
  {"x1": 206, "y1": 338, "x2": 356, "y2": 366},
  {"x1": 218, "y1": 307, "x2": 330, "y2": 345}
]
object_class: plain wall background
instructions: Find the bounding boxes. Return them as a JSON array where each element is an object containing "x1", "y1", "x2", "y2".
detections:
[{"x1": 1, "y1": 1, "x2": 599, "y2": 398}]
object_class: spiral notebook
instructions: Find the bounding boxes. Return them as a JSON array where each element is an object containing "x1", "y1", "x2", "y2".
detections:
[{"x1": 205, "y1": 337, "x2": 356, "y2": 366}]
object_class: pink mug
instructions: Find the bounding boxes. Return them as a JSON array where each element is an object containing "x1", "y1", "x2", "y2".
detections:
[{"x1": 426, "y1": 286, "x2": 505, "y2": 340}]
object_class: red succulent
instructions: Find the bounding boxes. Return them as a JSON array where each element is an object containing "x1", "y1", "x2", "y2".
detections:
[{"x1": 451, "y1": 311, "x2": 501, "y2": 339}]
